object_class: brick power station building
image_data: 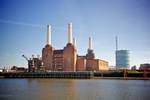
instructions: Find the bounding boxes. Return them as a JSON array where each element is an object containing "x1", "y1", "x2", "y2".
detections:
[{"x1": 42, "y1": 23, "x2": 108, "y2": 72}]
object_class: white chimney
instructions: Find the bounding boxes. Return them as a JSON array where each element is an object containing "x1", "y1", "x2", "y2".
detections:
[
  {"x1": 73, "y1": 38, "x2": 76, "y2": 47},
  {"x1": 89, "y1": 37, "x2": 92, "y2": 49},
  {"x1": 68, "y1": 23, "x2": 72, "y2": 44},
  {"x1": 47, "y1": 25, "x2": 51, "y2": 45}
]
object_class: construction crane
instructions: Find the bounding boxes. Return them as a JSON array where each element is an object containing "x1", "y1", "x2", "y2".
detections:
[
  {"x1": 22, "y1": 55, "x2": 28, "y2": 61},
  {"x1": 22, "y1": 54, "x2": 34, "y2": 72}
]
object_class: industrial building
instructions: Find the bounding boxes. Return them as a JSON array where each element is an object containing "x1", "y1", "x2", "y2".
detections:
[
  {"x1": 42, "y1": 23, "x2": 108, "y2": 72},
  {"x1": 22, "y1": 55, "x2": 43, "y2": 72}
]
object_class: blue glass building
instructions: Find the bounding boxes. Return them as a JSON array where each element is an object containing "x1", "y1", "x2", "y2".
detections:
[{"x1": 116, "y1": 50, "x2": 130, "y2": 69}]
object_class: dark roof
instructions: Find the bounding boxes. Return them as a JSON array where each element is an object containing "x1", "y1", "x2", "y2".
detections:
[
  {"x1": 77, "y1": 55, "x2": 86, "y2": 59},
  {"x1": 45, "y1": 44, "x2": 52, "y2": 48},
  {"x1": 53, "y1": 50, "x2": 63, "y2": 54}
]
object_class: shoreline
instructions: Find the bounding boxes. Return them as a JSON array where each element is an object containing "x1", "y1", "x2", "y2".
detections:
[
  {"x1": 93, "y1": 77, "x2": 150, "y2": 80},
  {"x1": 0, "y1": 76, "x2": 150, "y2": 80},
  {"x1": 0, "y1": 71, "x2": 150, "y2": 80}
]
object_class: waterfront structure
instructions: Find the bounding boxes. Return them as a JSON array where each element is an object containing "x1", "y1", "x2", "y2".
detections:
[
  {"x1": 139, "y1": 63, "x2": 150, "y2": 70},
  {"x1": 76, "y1": 37, "x2": 108, "y2": 71},
  {"x1": 42, "y1": 23, "x2": 77, "y2": 71},
  {"x1": 10, "y1": 66, "x2": 27, "y2": 72},
  {"x1": 42, "y1": 23, "x2": 108, "y2": 72},
  {"x1": 22, "y1": 55, "x2": 42, "y2": 72},
  {"x1": 116, "y1": 50, "x2": 130, "y2": 69}
]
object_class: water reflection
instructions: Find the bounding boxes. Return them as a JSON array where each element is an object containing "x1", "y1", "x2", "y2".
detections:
[
  {"x1": 0, "y1": 79, "x2": 150, "y2": 100},
  {"x1": 25, "y1": 79, "x2": 76, "y2": 100}
]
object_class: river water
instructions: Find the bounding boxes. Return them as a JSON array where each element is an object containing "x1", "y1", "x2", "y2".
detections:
[{"x1": 0, "y1": 79, "x2": 150, "y2": 100}]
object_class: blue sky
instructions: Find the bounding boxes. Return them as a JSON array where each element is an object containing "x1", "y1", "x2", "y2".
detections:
[{"x1": 0, "y1": 0, "x2": 150, "y2": 68}]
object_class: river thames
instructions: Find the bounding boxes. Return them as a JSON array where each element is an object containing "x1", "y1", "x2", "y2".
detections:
[{"x1": 0, "y1": 79, "x2": 150, "y2": 100}]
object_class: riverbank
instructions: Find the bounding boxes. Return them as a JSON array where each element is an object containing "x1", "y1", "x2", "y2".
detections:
[
  {"x1": 93, "y1": 77, "x2": 150, "y2": 80},
  {"x1": 0, "y1": 72, "x2": 92, "y2": 79},
  {"x1": 0, "y1": 71, "x2": 150, "y2": 80},
  {"x1": 1, "y1": 77, "x2": 149, "y2": 80}
]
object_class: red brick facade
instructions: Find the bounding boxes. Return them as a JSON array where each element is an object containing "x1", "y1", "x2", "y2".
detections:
[
  {"x1": 64, "y1": 43, "x2": 77, "y2": 71},
  {"x1": 42, "y1": 45, "x2": 53, "y2": 70},
  {"x1": 42, "y1": 44, "x2": 108, "y2": 71},
  {"x1": 76, "y1": 58, "x2": 86, "y2": 71}
]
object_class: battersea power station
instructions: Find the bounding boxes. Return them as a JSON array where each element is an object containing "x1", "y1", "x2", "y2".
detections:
[{"x1": 41, "y1": 23, "x2": 108, "y2": 72}]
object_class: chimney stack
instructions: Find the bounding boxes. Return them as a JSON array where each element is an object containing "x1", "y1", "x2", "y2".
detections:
[
  {"x1": 73, "y1": 38, "x2": 76, "y2": 47},
  {"x1": 116, "y1": 36, "x2": 118, "y2": 51},
  {"x1": 47, "y1": 25, "x2": 51, "y2": 45},
  {"x1": 89, "y1": 37, "x2": 92, "y2": 50},
  {"x1": 68, "y1": 23, "x2": 72, "y2": 44}
]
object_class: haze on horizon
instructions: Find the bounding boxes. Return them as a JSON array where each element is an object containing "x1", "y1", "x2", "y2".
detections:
[{"x1": 0, "y1": 0, "x2": 150, "y2": 68}]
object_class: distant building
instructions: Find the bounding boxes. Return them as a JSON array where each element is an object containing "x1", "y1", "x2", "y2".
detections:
[
  {"x1": 11, "y1": 66, "x2": 27, "y2": 72},
  {"x1": 116, "y1": 50, "x2": 130, "y2": 69},
  {"x1": 109, "y1": 66, "x2": 116, "y2": 70},
  {"x1": 0, "y1": 68, "x2": 3, "y2": 72},
  {"x1": 42, "y1": 23, "x2": 108, "y2": 72},
  {"x1": 139, "y1": 63, "x2": 150, "y2": 70},
  {"x1": 28, "y1": 57, "x2": 42, "y2": 72},
  {"x1": 22, "y1": 54, "x2": 43, "y2": 72},
  {"x1": 131, "y1": 65, "x2": 136, "y2": 70}
]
